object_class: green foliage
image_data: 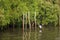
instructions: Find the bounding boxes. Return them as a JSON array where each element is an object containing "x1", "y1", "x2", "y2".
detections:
[{"x1": 0, "y1": 0, "x2": 60, "y2": 28}]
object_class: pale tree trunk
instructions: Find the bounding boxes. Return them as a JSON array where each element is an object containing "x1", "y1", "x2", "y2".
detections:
[
  {"x1": 24, "y1": 13, "x2": 27, "y2": 31},
  {"x1": 23, "y1": 13, "x2": 24, "y2": 31},
  {"x1": 28, "y1": 12, "x2": 31, "y2": 30},
  {"x1": 34, "y1": 12, "x2": 36, "y2": 30},
  {"x1": 59, "y1": 14, "x2": 60, "y2": 26}
]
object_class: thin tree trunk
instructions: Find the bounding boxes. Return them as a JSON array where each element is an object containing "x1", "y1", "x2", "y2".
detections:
[
  {"x1": 35, "y1": 12, "x2": 36, "y2": 30},
  {"x1": 28, "y1": 12, "x2": 31, "y2": 30},
  {"x1": 59, "y1": 14, "x2": 60, "y2": 26},
  {"x1": 25, "y1": 13, "x2": 27, "y2": 31},
  {"x1": 23, "y1": 13, "x2": 24, "y2": 31},
  {"x1": 23, "y1": 29, "x2": 24, "y2": 40}
]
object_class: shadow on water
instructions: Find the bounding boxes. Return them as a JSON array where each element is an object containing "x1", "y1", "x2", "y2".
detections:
[{"x1": 0, "y1": 26, "x2": 60, "y2": 40}]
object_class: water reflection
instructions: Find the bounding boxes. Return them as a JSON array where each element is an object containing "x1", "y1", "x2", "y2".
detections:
[
  {"x1": 22, "y1": 29, "x2": 42, "y2": 40},
  {"x1": 0, "y1": 27, "x2": 60, "y2": 40},
  {"x1": 39, "y1": 30, "x2": 42, "y2": 33},
  {"x1": 40, "y1": 27, "x2": 60, "y2": 40}
]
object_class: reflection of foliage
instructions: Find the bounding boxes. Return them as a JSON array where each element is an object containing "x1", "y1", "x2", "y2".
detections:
[{"x1": 0, "y1": 0, "x2": 60, "y2": 28}]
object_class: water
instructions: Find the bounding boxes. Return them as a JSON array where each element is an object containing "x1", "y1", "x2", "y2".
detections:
[{"x1": 0, "y1": 27, "x2": 60, "y2": 40}]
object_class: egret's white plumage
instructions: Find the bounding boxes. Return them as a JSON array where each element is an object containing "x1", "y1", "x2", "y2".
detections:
[{"x1": 39, "y1": 25, "x2": 42, "y2": 29}]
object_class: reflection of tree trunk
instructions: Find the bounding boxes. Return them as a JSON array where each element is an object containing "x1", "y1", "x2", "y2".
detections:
[
  {"x1": 22, "y1": 29, "x2": 24, "y2": 40},
  {"x1": 28, "y1": 29, "x2": 31, "y2": 40},
  {"x1": 35, "y1": 25, "x2": 37, "y2": 40}
]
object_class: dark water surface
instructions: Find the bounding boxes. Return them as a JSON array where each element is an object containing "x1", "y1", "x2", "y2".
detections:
[{"x1": 0, "y1": 27, "x2": 60, "y2": 40}]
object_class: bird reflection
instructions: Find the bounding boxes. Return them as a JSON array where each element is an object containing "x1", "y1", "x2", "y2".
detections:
[{"x1": 39, "y1": 30, "x2": 42, "y2": 32}]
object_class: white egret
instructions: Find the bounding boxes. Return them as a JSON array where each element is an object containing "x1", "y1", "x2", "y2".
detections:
[
  {"x1": 39, "y1": 25, "x2": 42, "y2": 29},
  {"x1": 39, "y1": 25, "x2": 42, "y2": 32}
]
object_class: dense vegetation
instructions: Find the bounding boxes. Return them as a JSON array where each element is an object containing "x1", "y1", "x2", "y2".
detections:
[{"x1": 0, "y1": 0, "x2": 60, "y2": 29}]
